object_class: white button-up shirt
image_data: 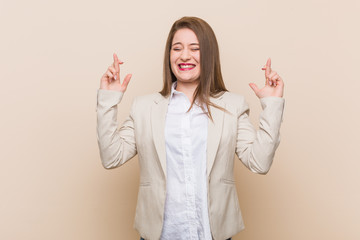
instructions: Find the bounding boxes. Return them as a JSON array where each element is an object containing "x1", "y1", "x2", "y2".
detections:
[{"x1": 161, "y1": 82, "x2": 212, "y2": 240}]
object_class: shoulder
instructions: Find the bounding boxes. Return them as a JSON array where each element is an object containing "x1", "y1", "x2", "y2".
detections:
[
  {"x1": 131, "y1": 92, "x2": 167, "y2": 110},
  {"x1": 215, "y1": 91, "x2": 250, "y2": 115},
  {"x1": 220, "y1": 91, "x2": 248, "y2": 107},
  {"x1": 221, "y1": 91, "x2": 245, "y2": 102},
  {"x1": 134, "y1": 92, "x2": 163, "y2": 103}
]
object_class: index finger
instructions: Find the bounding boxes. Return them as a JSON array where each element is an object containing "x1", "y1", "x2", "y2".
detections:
[
  {"x1": 113, "y1": 53, "x2": 120, "y2": 72},
  {"x1": 265, "y1": 58, "x2": 271, "y2": 77}
]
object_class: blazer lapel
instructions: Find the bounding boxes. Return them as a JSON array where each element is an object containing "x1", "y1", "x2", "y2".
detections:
[
  {"x1": 151, "y1": 94, "x2": 170, "y2": 178},
  {"x1": 207, "y1": 96, "x2": 225, "y2": 177}
]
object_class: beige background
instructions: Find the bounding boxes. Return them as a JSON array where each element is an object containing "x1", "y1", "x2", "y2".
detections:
[{"x1": 1, "y1": 0, "x2": 359, "y2": 239}]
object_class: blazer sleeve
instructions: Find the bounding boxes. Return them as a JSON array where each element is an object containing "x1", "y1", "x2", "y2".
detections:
[
  {"x1": 96, "y1": 89, "x2": 137, "y2": 169},
  {"x1": 235, "y1": 96, "x2": 285, "y2": 174}
]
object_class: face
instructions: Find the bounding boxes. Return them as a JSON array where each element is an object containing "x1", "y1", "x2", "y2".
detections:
[{"x1": 170, "y1": 28, "x2": 200, "y2": 84}]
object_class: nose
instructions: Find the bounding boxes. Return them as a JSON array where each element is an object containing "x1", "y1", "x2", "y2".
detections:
[{"x1": 180, "y1": 48, "x2": 191, "y2": 61}]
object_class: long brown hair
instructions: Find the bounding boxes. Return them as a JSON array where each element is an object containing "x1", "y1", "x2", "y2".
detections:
[{"x1": 160, "y1": 16, "x2": 228, "y2": 119}]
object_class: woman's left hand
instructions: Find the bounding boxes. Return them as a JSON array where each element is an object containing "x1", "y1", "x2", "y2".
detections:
[{"x1": 249, "y1": 58, "x2": 284, "y2": 98}]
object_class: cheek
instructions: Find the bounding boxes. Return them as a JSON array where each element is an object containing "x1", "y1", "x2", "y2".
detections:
[
  {"x1": 170, "y1": 64, "x2": 176, "y2": 74},
  {"x1": 170, "y1": 54, "x2": 177, "y2": 67},
  {"x1": 169, "y1": 55, "x2": 173, "y2": 66},
  {"x1": 169, "y1": 59, "x2": 177, "y2": 74},
  {"x1": 196, "y1": 53, "x2": 200, "y2": 63},
  {"x1": 170, "y1": 50, "x2": 178, "y2": 61},
  {"x1": 194, "y1": 53, "x2": 200, "y2": 71}
]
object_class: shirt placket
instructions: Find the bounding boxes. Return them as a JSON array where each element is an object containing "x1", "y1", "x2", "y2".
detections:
[{"x1": 181, "y1": 104, "x2": 197, "y2": 240}]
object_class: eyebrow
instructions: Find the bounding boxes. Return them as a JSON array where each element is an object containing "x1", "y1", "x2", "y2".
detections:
[{"x1": 172, "y1": 42, "x2": 199, "y2": 46}]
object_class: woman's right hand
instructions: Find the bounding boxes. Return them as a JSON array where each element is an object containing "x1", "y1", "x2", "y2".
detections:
[{"x1": 100, "y1": 53, "x2": 132, "y2": 92}]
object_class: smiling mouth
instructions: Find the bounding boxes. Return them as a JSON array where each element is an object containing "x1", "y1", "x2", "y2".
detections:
[{"x1": 178, "y1": 63, "x2": 195, "y2": 71}]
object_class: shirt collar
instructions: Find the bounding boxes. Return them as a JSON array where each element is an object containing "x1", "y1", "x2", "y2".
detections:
[
  {"x1": 169, "y1": 81, "x2": 208, "y2": 113},
  {"x1": 169, "y1": 81, "x2": 180, "y2": 102}
]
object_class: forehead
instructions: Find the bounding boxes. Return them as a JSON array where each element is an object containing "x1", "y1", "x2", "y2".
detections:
[{"x1": 172, "y1": 28, "x2": 199, "y2": 44}]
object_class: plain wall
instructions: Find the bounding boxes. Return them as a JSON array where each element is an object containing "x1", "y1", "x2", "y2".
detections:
[{"x1": 1, "y1": 0, "x2": 359, "y2": 239}]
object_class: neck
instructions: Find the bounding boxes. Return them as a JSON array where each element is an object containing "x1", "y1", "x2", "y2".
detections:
[{"x1": 175, "y1": 81, "x2": 199, "y2": 103}]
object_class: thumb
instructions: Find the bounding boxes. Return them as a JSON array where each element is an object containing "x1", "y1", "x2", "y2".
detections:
[
  {"x1": 249, "y1": 83, "x2": 259, "y2": 94},
  {"x1": 121, "y1": 74, "x2": 132, "y2": 91}
]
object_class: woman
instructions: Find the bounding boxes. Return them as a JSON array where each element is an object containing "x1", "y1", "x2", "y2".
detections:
[{"x1": 97, "y1": 17, "x2": 284, "y2": 240}]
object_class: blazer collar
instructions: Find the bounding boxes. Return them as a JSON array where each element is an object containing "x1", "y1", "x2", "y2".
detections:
[
  {"x1": 151, "y1": 93, "x2": 170, "y2": 178},
  {"x1": 207, "y1": 95, "x2": 225, "y2": 176}
]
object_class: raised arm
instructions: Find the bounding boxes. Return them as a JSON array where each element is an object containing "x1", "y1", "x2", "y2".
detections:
[
  {"x1": 96, "y1": 54, "x2": 137, "y2": 169},
  {"x1": 236, "y1": 58, "x2": 285, "y2": 174}
]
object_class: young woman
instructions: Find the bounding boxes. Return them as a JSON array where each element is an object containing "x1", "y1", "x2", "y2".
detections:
[{"x1": 97, "y1": 16, "x2": 284, "y2": 240}]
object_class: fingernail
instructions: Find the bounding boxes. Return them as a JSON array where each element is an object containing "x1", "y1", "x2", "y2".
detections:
[{"x1": 114, "y1": 75, "x2": 117, "y2": 80}]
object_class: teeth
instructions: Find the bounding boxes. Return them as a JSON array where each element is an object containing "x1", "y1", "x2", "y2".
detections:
[{"x1": 180, "y1": 64, "x2": 194, "y2": 69}]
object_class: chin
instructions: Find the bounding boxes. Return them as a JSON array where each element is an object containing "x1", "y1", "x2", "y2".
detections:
[
  {"x1": 177, "y1": 78, "x2": 200, "y2": 84},
  {"x1": 174, "y1": 74, "x2": 200, "y2": 83}
]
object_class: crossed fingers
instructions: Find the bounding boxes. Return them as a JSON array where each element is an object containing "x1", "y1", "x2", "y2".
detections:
[{"x1": 262, "y1": 58, "x2": 281, "y2": 87}]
